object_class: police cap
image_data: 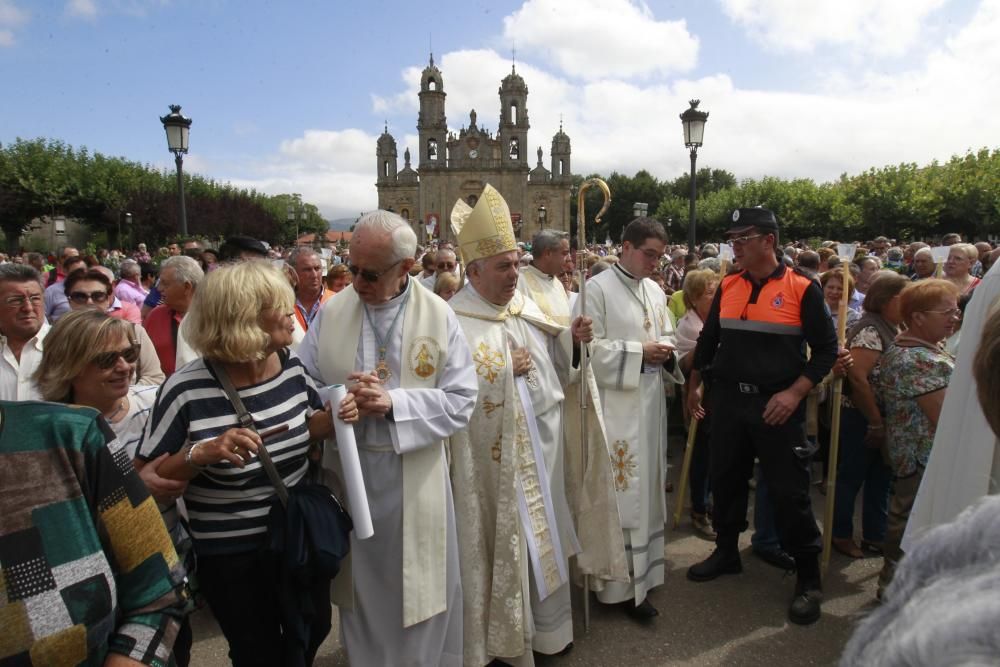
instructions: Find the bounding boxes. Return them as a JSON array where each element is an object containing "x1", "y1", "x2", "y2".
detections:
[{"x1": 726, "y1": 208, "x2": 779, "y2": 236}]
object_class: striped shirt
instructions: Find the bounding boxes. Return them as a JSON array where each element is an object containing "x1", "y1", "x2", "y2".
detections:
[{"x1": 137, "y1": 351, "x2": 322, "y2": 556}]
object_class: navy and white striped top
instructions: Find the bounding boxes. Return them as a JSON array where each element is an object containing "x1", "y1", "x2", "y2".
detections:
[{"x1": 137, "y1": 351, "x2": 322, "y2": 556}]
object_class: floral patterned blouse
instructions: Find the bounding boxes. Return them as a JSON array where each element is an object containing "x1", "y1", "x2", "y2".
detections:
[{"x1": 874, "y1": 344, "x2": 954, "y2": 477}]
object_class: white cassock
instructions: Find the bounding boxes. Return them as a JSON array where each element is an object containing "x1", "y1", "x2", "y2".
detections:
[
  {"x1": 579, "y1": 263, "x2": 683, "y2": 605},
  {"x1": 299, "y1": 279, "x2": 478, "y2": 667},
  {"x1": 902, "y1": 261, "x2": 1000, "y2": 551}
]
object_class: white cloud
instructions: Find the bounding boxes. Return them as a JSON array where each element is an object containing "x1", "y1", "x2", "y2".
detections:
[
  {"x1": 0, "y1": 0, "x2": 28, "y2": 46},
  {"x1": 719, "y1": 0, "x2": 948, "y2": 56},
  {"x1": 503, "y1": 0, "x2": 698, "y2": 80},
  {"x1": 66, "y1": 0, "x2": 97, "y2": 19}
]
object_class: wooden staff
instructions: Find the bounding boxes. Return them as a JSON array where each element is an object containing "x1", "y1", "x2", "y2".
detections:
[
  {"x1": 576, "y1": 178, "x2": 610, "y2": 632},
  {"x1": 673, "y1": 255, "x2": 728, "y2": 528},
  {"x1": 821, "y1": 247, "x2": 854, "y2": 578}
]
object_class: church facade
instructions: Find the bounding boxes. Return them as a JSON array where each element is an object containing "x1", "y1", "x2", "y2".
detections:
[{"x1": 376, "y1": 55, "x2": 574, "y2": 244}]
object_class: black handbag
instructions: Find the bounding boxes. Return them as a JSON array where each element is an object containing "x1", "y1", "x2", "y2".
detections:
[{"x1": 209, "y1": 359, "x2": 352, "y2": 580}]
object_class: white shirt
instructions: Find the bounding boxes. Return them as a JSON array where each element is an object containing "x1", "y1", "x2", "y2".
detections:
[{"x1": 0, "y1": 321, "x2": 49, "y2": 401}]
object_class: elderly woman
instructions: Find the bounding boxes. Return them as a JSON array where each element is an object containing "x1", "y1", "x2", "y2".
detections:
[
  {"x1": 943, "y1": 242, "x2": 981, "y2": 294},
  {"x1": 137, "y1": 260, "x2": 358, "y2": 666},
  {"x1": 676, "y1": 269, "x2": 719, "y2": 537},
  {"x1": 831, "y1": 272, "x2": 908, "y2": 558},
  {"x1": 326, "y1": 262, "x2": 351, "y2": 293},
  {"x1": 64, "y1": 267, "x2": 165, "y2": 385},
  {"x1": 34, "y1": 309, "x2": 193, "y2": 663},
  {"x1": 874, "y1": 278, "x2": 960, "y2": 598}
]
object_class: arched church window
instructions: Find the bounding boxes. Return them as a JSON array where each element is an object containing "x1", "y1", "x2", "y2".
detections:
[
  {"x1": 509, "y1": 138, "x2": 519, "y2": 160},
  {"x1": 428, "y1": 78, "x2": 437, "y2": 91},
  {"x1": 559, "y1": 159, "x2": 565, "y2": 176},
  {"x1": 428, "y1": 139, "x2": 438, "y2": 160},
  {"x1": 510, "y1": 103, "x2": 518, "y2": 124},
  {"x1": 467, "y1": 195, "x2": 478, "y2": 207},
  {"x1": 383, "y1": 161, "x2": 390, "y2": 178}
]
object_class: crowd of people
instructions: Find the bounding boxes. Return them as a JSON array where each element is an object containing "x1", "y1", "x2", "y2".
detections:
[{"x1": 1, "y1": 186, "x2": 998, "y2": 666}]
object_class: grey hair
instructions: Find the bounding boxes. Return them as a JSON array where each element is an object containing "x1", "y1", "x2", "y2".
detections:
[
  {"x1": 531, "y1": 229, "x2": 569, "y2": 256},
  {"x1": 839, "y1": 495, "x2": 1000, "y2": 666},
  {"x1": 287, "y1": 246, "x2": 320, "y2": 269},
  {"x1": 161, "y1": 255, "x2": 205, "y2": 288},
  {"x1": 355, "y1": 210, "x2": 417, "y2": 263},
  {"x1": 119, "y1": 259, "x2": 140, "y2": 279},
  {"x1": 697, "y1": 257, "x2": 721, "y2": 273},
  {"x1": 914, "y1": 247, "x2": 933, "y2": 259},
  {"x1": 700, "y1": 244, "x2": 719, "y2": 258},
  {"x1": 0, "y1": 264, "x2": 41, "y2": 285},
  {"x1": 590, "y1": 261, "x2": 611, "y2": 276}
]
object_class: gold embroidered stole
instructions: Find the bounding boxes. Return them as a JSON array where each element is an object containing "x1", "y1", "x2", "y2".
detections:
[
  {"x1": 317, "y1": 281, "x2": 450, "y2": 627},
  {"x1": 519, "y1": 265, "x2": 571, "y2": 327}
]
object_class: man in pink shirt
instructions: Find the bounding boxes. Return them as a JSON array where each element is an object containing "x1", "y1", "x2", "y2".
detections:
[{"x1": 114, "y1": 259, "x2": 148, "y2": 307}]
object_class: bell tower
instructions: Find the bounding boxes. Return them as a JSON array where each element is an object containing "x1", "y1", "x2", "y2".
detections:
[
  {"x1": 498, "y1": 65, "x2": 529, "y2": 168},
  {"x1": 551, "y1": 120, "x2": 571, "y2": 183},
  {"x1": 376, "y1": 122, "x2": 398, "y2": 185},
  {"x1": 417, "y1": 53, "x2": 448, "y2": 169}
]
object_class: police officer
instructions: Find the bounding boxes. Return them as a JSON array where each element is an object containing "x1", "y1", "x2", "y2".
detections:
[{"x1": 685, "y1": 208, "x2": 836, "y2": 625}]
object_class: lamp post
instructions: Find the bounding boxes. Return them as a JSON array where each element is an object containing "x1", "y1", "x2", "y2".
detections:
[
  {"x1": 632, "y1": 202, "x2": 648, "y2": 219},
  {"x1": 537, "y1": 205, "x2": 547, "y2": 232},
  {"x1": 680, "y1": 99, "x2": 708, "y2": 251},
  {"x1": 125, "y1": 212, "x2": 132, "y2": 251},
  {"x1": 160, "y1": 104, "x2": 193, "y2": 237}
]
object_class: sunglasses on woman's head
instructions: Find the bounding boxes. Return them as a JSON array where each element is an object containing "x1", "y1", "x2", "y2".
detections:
[{"x1": 93, "y1": 343, "x2": 141, "y2": 369}]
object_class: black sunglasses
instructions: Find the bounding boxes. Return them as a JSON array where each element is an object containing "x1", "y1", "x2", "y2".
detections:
[
  {"x1": 348, "y1": 259, "x2": 402, "y2": 283},
  {"x1": 94, "y1": 343, "x2": 141, "y2": 369},
  {"x1": 69, "y1": 290, "x2": 110, "y2": 304}
]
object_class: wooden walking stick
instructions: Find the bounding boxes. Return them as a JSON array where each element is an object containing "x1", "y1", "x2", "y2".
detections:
[
  {"x1": 821, "y1": 243, "x2": 857, "y2": 579},
  {"x1": 576, "y1": 178, "x2": 610, "y2": 632},
  {"x1": 673, "y1": 245, "x2": 731, "y2": 528}
]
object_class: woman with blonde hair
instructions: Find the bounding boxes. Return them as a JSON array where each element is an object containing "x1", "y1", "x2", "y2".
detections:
[
  {"x1": 137, "y1": 260, "x2": 359, "y2": 665},
  {"x1": 326, "y1": 262, "x2": 351, "y2": 293},
  {"x1": 433, "y1": 270, "x2": 460, "y2": 301},
  {"x1": 942, "y1": 242, "x2": 981, "y2": 294},
  {"x1": 874, "y1": 278, "x2": 960, "y2": 598}
]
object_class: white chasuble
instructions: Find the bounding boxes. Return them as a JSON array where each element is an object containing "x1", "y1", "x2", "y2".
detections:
[
  {"x1": 304, "y1": 279, "x2": 477, "y2": 666},
  {"x1": 516, "y1": 266, "x2": 630, "y2": 588},
  {"x1": 580, "y1": 264, "x2": 683, "y2": 605},
  {"x1": 449, "y1": 285, "x2": 571, "y2": 665}
]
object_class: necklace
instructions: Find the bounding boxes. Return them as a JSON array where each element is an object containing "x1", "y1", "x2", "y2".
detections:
[
  {"x1": 614, "y1": 267, "x2": 653, "y2": 331},
  {"x1": 362, "y1": 288, "x2": 411, "y2": 384},
  {"x1": 105, "y1": 397, "x2": 128, "y2": 423},
  {"x1": 895, "y1": 333, "x2": 950, "y2": 355}
]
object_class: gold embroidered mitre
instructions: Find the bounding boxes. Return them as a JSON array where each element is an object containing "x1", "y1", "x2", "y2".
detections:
[{"x1": 450, "y1": 184, "x2": 518, "y2": 265}]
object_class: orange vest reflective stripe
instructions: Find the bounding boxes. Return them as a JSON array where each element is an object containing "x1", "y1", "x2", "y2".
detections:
[{"x1": 719, "y1": 268, "x2": 812, "y2": 337}]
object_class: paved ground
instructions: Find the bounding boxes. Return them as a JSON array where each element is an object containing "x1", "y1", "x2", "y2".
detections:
[{"x1": 190, "y1": 435, "x2": 880, "y2": 666}]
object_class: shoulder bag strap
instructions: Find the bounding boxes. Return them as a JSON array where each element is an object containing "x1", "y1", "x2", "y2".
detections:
[{"x1": 209, "y1": 360, "x2": 290, "y2": 508}]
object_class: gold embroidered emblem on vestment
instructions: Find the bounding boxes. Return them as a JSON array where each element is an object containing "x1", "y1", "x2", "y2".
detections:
[
  {"x1": 611, "y1": 440, "x2": 637, "y2": 492},
  {"x1": 474, "y1": 342, "x2": 505, "y2": 384}
]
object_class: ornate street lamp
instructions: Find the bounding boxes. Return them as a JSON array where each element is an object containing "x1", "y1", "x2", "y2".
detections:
[
  {"x1": 632, "y1": 202, "x2": 648, "y2": 219},
  {"x1": 680, "y1": 99, "x2": 708, "y2": 251},
  {"x1": 160, "y1": 104, "x2": 193, "y2": 236},
  {"x1": 537, "y1": 205, "x2": 547, "y2": 231}
]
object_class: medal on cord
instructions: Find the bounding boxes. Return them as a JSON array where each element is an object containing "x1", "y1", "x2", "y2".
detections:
[
  {"x1": 614, "y1": 269, "x2": 653, "y2": 332},
  {"x1": 363, "y1": 289, "x2": 411, "y2": 384}
]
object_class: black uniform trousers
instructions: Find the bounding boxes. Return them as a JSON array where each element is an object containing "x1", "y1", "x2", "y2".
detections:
[{"x1": 708, "y1": 381, "x2": 822, "y2": 558}]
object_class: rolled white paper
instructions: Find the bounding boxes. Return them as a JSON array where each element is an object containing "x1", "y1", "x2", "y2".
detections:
[{"x1": 320, "y1": 384, "x2": 374, "y2": 540}]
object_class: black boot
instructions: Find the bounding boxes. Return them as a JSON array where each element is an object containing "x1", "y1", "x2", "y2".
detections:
[
  {"x1": 788, "y1": 554, "x2": 823, "y2": 625},
  {"x1": 687, "y1": 547, "x2": 742, "y2": 582},
  {"x1": 624, "y1": 598, "x2": 659, "y2": 622}
]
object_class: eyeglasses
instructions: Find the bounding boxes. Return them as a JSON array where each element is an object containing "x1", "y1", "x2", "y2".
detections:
[
  {"x1": 3, "y1": 294, "x2": 43, "y2": 308},
  {"x1": 437, "y1": 262, "x2": 456, "y2": 271},
  {"x1": 348, "y1": 259, "x2": 402, "y2": 283},
  {"x1": 637, "y1": 248, "x2": 663, "y2": 260},
  {"x1": 924, "y1": 308, "x2": 962, "y2": 318},
  {"x1": 69, "y1": 290, "x2": 110, "y2": 304},
  {"x1": 93, "y1": 343, "x2": 141, "y2": 369},
  {"x1": 729, "y1": 234, "x2": 764, "y2": 245}
]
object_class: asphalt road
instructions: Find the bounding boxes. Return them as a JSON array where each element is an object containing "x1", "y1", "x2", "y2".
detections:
[{"x1": 190, "y1": 436, "x2": 879, "y2": 666}]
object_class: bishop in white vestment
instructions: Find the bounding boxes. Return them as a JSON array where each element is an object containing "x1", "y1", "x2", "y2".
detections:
[
  {"x1": 298, "y1": 211, "x2": 477, "y2": 667},
  {"x1": 580, "y1": 219, "x2": 683, "y2": 617}
]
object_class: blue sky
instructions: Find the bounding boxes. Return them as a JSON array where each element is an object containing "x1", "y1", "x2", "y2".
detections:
[{"x1": 2, "y1": 0, "x2": 995, "y2": 219}]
